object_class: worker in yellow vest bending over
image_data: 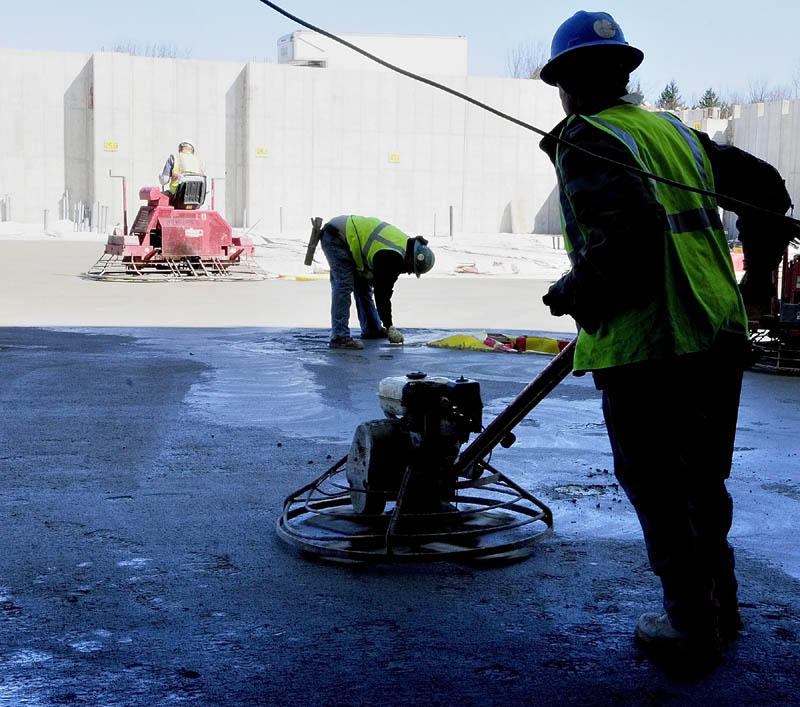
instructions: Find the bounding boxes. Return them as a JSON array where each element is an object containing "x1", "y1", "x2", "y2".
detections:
[{"x1": 319, "y1": 215, "x2": 435, "y2": 350}]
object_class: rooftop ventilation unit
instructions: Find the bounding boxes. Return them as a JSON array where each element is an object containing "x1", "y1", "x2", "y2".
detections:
[{"x1": 277, "y1": 32, "x2": 327, "y2": 68}]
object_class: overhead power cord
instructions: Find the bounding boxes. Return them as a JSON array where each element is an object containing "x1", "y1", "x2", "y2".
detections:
[{"x1": 258, "y1": 0, "x2": 799, "y2": 228}]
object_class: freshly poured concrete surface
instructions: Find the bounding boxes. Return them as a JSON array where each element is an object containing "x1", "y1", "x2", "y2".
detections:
[
  {"x1": 0, "y1": 240, "x2": 567, "y2": 331},
  {"x1": 1, "y1": 243, "x2": 799, "y2": 704}
]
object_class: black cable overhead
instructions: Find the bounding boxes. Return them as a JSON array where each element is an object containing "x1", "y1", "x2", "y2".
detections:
[{"x1": 258, "y1": 0, "x2": 799, "y2": 227}]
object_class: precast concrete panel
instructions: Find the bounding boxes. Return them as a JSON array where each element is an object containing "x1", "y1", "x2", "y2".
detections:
[
  {"x1": 0, "y1": 49, "x2": 90, "y2": 221},
  {"x1": 766, "y1": 102, "x2": 782, "y2": 168},
  {"x1": 225, "y1": 68, "x2": 248, "y2": 226}
]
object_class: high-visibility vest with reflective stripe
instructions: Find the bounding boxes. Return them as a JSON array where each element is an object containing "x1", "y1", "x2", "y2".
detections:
[
  {"x1": 345, "y1": 216, "x2": 408, "y2": 278},
  {"x1": 556, "y1": 104, "x2": 747, "y2": 373},
  {"x1": 170, "y1": 151, "x2": 203, "y2": 192}
]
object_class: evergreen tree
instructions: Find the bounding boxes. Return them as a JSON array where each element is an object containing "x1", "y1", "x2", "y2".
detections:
[
  {"x1": 656, "y1": 80, "x2": 683, "y2": 110},
  {"x1": 697, "y1": 88, "x2": 720, "y2": 109}
]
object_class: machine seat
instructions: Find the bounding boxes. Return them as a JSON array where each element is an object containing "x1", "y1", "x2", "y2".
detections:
[{"x1": 171, "y1": 174, "x2": 207, "y2": 210}]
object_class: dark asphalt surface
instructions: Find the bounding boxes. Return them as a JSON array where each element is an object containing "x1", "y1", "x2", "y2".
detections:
[{"x1": 1, "y1": 326, "x2": 798, "y2": 706}]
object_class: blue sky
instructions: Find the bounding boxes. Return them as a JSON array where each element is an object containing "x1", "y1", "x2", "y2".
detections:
[{"x1": 2, "y1": 0, "x2": 798, "y2": 105}]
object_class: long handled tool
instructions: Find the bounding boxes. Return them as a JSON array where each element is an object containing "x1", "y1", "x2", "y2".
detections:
[
  {"x1": 304, "y1": 216, "x2": 323, "y2": 266},
  {"x1": 454, "y1": 337, "x2": 576, "y2": 478}
]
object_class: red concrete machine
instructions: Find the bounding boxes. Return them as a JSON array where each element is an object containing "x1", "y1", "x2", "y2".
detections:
[
  {"x1": 277, "y1": 340, "x2": 576, "y2": 563},
  {"x1": 88, "y1": 177, "x2": 266, "y2": 281},
  {"x1": 750, "y1": 247, "x2": 800, "y2": 373}
]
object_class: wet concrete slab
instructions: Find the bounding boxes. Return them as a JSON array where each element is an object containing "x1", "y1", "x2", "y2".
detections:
[{"x1": 0, "y1": 326, "x2": 798, "y2": 705}]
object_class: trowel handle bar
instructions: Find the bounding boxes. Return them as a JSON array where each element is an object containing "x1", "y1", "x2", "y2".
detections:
[{"x1": 453, "y1": 337, "x2": 576, "y2": 476}]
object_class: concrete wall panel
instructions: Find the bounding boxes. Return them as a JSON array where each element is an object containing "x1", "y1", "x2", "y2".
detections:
[
  {"x1": 2, "y1": 48, "x2": 561, "y2": 235},
  {"x1": 0, "y1": 49, "x2": 90, "y2": 222}
]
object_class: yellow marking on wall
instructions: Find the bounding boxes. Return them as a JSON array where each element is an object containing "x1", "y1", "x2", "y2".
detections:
[
  {"x1": 388, "y1": 152, "x2": 401, "y2": 163},
  {"x1": 256, "y1": 147, "x2": 270, "y2": 158},
  {"x1": 103, "y1": 140, "x2": 119, "y2": 152}
]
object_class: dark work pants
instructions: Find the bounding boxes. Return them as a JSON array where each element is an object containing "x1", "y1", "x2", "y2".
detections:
[
  {"x1": 600, "y1": 350, "x2": 744, "y2": 634},
  {"x1": 319, "y1": 229, "x2": 382, "y2": 340}
]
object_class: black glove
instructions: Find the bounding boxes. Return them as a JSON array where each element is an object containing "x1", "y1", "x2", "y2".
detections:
[
  {"x1": 738, "y1": 269, "x2": 775, "y2": 308},
  {"x1": 542, "y1": 283, "x2": 569, "y2": 316},
  {"x1": 738, "y1": 215, "x2": 800, "y2": 273},
  {"x1": 415, "y1": 235, "x2": 429, "y2": 246}
]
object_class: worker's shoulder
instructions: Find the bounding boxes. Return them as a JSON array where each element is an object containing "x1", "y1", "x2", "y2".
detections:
[{"x1": 558, "y1": 115, "x2": 629, "y2": 159}]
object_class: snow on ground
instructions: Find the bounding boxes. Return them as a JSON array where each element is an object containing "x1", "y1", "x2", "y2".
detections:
[{"x1": 0, "y1": 219, "x2": 572, "y2": 281}]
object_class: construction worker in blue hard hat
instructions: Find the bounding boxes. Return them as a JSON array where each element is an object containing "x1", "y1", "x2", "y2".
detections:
[
  {"x1": 538, "y1": 10, "x2": 797, "y2": 666},
  {"x1": 318, "y1": 215, "x2": 434, "y2": 349}
]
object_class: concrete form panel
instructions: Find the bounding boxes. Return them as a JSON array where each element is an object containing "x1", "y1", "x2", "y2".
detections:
[{"x1": 0, "y1": 49, "x2": 90, "y2": 221}]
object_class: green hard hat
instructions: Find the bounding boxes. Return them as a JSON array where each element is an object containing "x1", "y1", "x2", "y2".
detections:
[{"x1": 413, "y1": 240, "x2": 435, "y2": 278}]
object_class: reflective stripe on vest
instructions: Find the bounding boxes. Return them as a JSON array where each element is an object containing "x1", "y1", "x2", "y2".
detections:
[
  {"x1": 667, "y1": 207, "x2": 723, "y2": 234},
  {"x1": 555, "y1": 104, "x2": 747, "y2": 372},
  {"x1": 346, "y1": 216, "x2": 408, "y2": 276},
  {"x1": 656, "y1": 112, "x2": 710, "y2": 187}
]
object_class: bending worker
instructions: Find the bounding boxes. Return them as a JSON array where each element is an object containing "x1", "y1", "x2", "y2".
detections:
[
  {"x1": 159, "y1": 140, "x2": 205, "y2": 195},
  {"x1": 319, "y1": 215, "x2": 435, "y2": 350},
  {"x1": 538, "y1": 11, "x2": 796, "y2": 664}
]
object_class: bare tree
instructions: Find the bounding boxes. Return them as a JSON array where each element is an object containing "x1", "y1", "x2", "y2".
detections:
[
  {"x1": 747, "y1": 77, "x2": 790, "y2": 103},
  {"x1": 717, "y1": 89, "x2": 744, "y2": 119},
  {"x1": 506, "y1": 40, "x2": 549, "y2": 80},
  {"x1": 104, "y1": 41, "x2": 192, "y2": 59}
]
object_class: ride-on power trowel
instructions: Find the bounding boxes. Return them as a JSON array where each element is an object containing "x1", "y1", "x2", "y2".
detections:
[{"x1": 276, "y1": 339, "x2": 576, "y2": 563}]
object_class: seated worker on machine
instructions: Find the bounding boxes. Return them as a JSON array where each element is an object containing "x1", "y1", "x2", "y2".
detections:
[{"x1": 159, "y1": 140, "x2": 206, "y2": 209}]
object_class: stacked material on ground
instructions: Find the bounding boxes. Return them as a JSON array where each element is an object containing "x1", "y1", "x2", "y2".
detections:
[{"x1": 428, "y1": 332, "x2": 571, "y2": 354}]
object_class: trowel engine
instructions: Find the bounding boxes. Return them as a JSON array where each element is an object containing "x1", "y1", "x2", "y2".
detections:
[
  {"x1": 277, "y1": 340, "x2": 575, "y2": 562},
  {"x1": 346, "y1": 373, "x2": 483, "y2": 515}
]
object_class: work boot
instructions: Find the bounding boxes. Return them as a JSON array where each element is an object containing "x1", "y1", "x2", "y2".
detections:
[
  {"x1": 360, "y1": 328, "x2": 388, "y2": 340},
  {"x1": 635, "y1": 612, "x2": 721, "y2": 664},
  {"x1": 329, "y1": 336, "x2": 364, "y2": 350}
]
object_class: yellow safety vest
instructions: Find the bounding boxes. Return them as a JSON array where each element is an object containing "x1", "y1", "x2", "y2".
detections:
[
  {"x1": 345, "y1": 216, "x2": 408, "y2": 278},
  {"x1": 556, "y1": 104, "x2": 747, "y2": 372}
]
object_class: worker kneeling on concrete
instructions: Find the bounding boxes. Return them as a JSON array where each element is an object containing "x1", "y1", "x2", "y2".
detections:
[
  {"x1": 539, "y1": 11, "x2": 796, "y2": 665},
  {"x1": 319, "y1": 215, "x2": 434, "y2": 350}
]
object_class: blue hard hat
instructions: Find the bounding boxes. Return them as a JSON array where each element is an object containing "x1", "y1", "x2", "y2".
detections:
[{"x1": 539, "y1": 11, "x2": 643, "y2": 86}]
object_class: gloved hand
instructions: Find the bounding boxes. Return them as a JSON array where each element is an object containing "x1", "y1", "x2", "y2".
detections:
[
  {"x1": 387, "y1": 326, "x2": 404, "y2": 344},
  {"x1": 542, "y1": 284, "x2": 569, "y2": 317},
  {"x1": 738, "y1": 269, "x2": 775, "y2": 308},
  {"x1": 415, "y1": 235, "x2": 429, "y2": 246},
  {"x1": 542, "y1": 276, "x2": 602, "y2": 334}
]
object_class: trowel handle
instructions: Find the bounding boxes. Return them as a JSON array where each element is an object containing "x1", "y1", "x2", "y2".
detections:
[
  {"x1": 453, "y1": 337, "x2": 576, "y2": 476},
  {"x1": 304, "y1": 216, "x2": 324, "y2": 266}
]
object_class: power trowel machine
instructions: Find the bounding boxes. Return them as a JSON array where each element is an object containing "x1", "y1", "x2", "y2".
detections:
[{"x1": 276, "y1": 339, "x2": 576, "y2": 563}]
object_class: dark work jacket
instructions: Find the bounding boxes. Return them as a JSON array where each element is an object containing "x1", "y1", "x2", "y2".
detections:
[
  {"x1": 539, "y1": 106, "x2": 792, "y2": 321},
  {"x1": 539, "y1": 102, "x2": 793, "y2": 386},
  {"x1": 371, "y1": 248, "x2": 406, "y2": 328}
]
